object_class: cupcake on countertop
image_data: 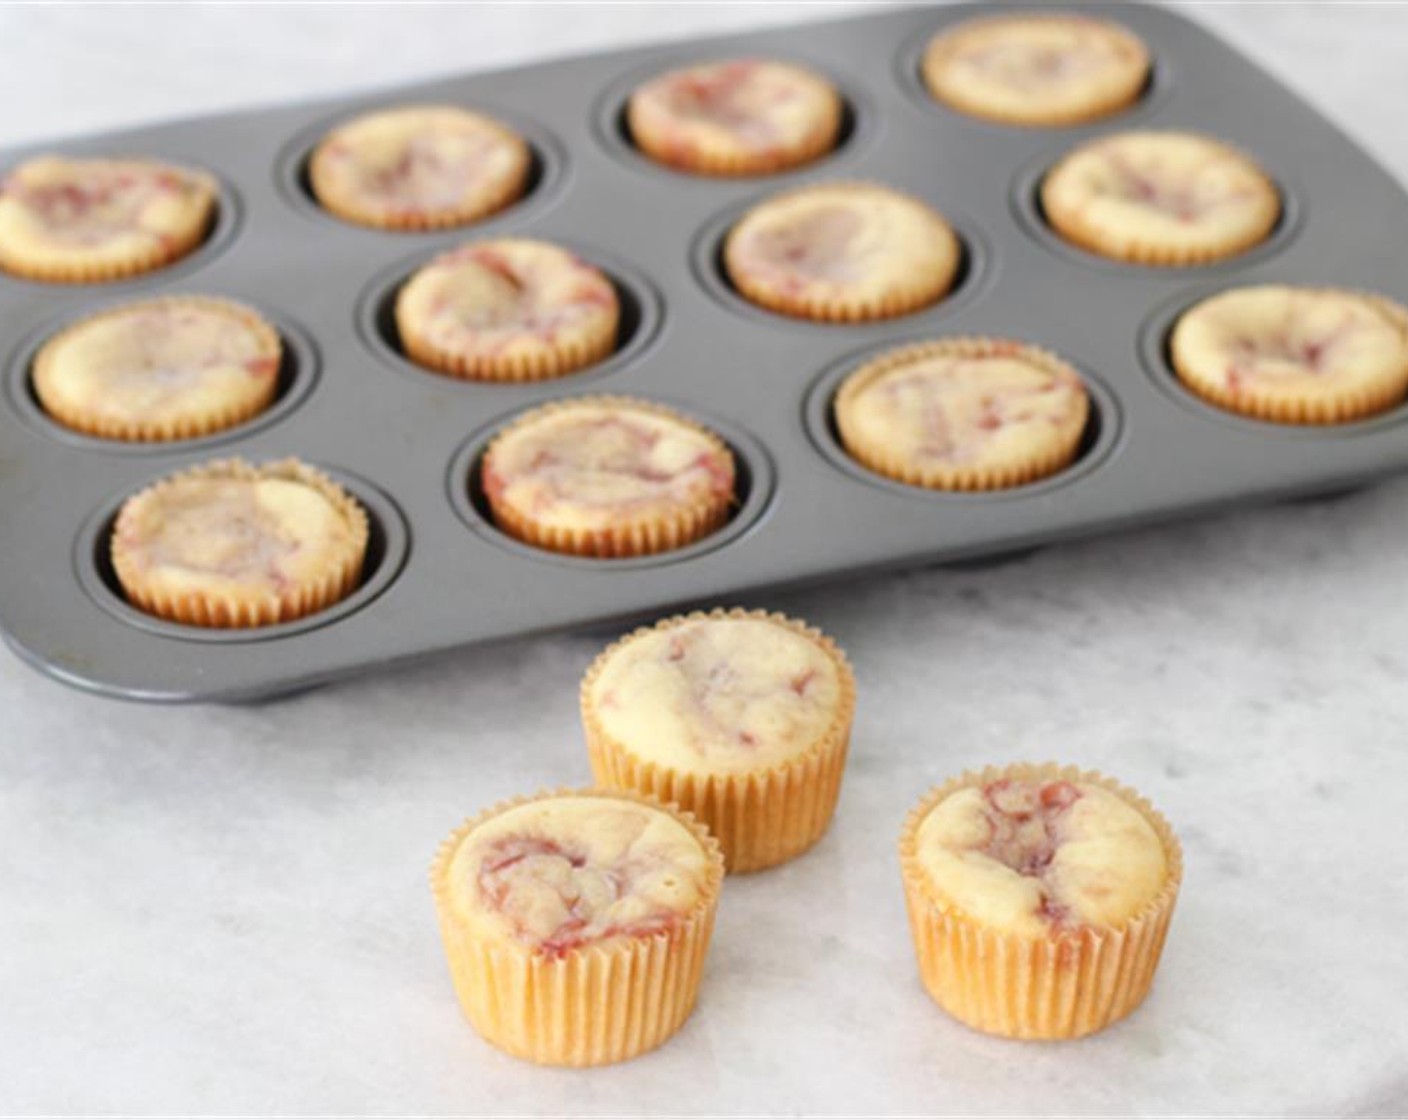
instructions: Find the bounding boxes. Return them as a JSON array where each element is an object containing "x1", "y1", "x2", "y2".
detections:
[
  {"x1": 922, "y1": 12, "x2": 1150, "y2": 127},
  {"x1": 1040, "y1": 130, "x2": 1280, "y2": 266},
  {"x1": 724, "y1": 182, "x2": 961, "y2": 322},
  {"x1": 33, "y1": 296, "x2": 281, "y2": 442},
  {"x1": 1170, "y1": 284, "x2": 1408, "y2": 425},
  {"x1": 309, "y1": 104, "x2": 530, "y2": 231},
  {"x1": 900, "y1": 763, "x2": 1182, "y2": 1040},
  {"x1": 582, "y1": 609, "x2": 855, "y2": 872},
  {"x1": 0, "y1": 155, "x2": 217, "y2": 283},
  {"x1": 395, "y1": 238, "x2": 619, "y2": 381},
  {"x1": 479, "y1": 396, "x2": 736, "y2": 559},
  {"x1": 628, "y1": 57, "x2": 842, "y2": 176},
  {"x1": 835, "y1": 337, "x2": 1090, "y2": 491},
  {"x1": 111, "y1": 458, "x2": 368, "y2": 628},
  {"x1": 431, "y1": 788, "x2": 725, "y2": 1066}
]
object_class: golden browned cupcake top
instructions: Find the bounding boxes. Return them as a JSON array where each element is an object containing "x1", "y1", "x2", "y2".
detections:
[
  {"x1": 308, "y1": 105, "x2": 530, "y2": 231},
  {"x1": 443, "y1": 794, "x2": 716, "y2": 956},
  {"x1": 1041, "y1": 130, "x2": 1280, "y2": 266},
  {"x1": 482, "y1": 397, "x2": 734, "y2": 544},
  {"x1": 724, "y1": 182, "x2": 961, "y2": 321},
  {"x1": 585, "y1": 612, "x2": 850, "y2": 775},
  {"x1": 111, "y1": 458, "x2": 368, "y2": 628},
  {"x1": 395, "y1": 238, "x2": 619, "y2": 381},
  {"x1": 33, "y1": 297, "x2": 281, "y2": 442},
  {"x1": 835, "y1": 338, "x2": 1089, "y2": 491},
  {"x1": 1170, "y1": 285, "x2": 1408, "y2": 424},
  {"x1": 627, "y1": 57, "x2": 842, "y2": 176},
  {"x1": 913, "y1": 774, "x2": 1168, "y2": 938},
  {"x1": 922, "y1": 12, "x2": 1149, "y2": 126},
  {"x1": 0, "y1": 156, "x2": 217, "y2": 282}
]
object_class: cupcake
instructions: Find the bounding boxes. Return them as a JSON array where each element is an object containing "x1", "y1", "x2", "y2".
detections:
[
  {"x1": 479, "y1": 396, "x2": 735, "y2": 558},
  {"x1": 724, "y1": 182, "x2": 961, "y2": 322},
  {"x1": 835, "y1": 337, "x2": 1090, "y2": 491},
  {"x1": 395, "y1": 238, "x2": 620, "y2": 381},
  {"x1": 899, "y1": 763, "x2": 1182, "y2": 1040},
  {"x1": 32, "y1": 296, "x2": 282, "y2": 442},
  {"x1": 922, "y1": 12, "x2": 1150, "y2": 127},
  {"x1": 1040, "y1": 131, "x2": 1280, "y2": 266},
  {"x1": 430, "y1": 788, "x2": 725, "y2": 1066},
  {"x1": 627, "y1": 57, "x2": 842, "y2": 176},
  {"x1": 111, "y1": 458, "x2": 369, "y2": 628},
  {"x1": 308, "y1": 104, "x2": 530, "y2": 231},
  {"x1": 1169, "y1": 285, "x2": 1408, "y2": 425},
  {"x1": 0, "y1": 155, "x2": 217, "y2": 283},
  {"x1": 582, "y1": 609, "x2": 855, "y2": 872}
]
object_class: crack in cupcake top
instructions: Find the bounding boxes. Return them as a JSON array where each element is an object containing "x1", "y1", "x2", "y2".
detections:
[
  {"x1": 1041, "y1": 131, "x2": 1279, "y2": 257},
  {"x1": 0, "y1": 156, "x2": 215, "y2": 268},
  {"x1": 482, "y1": 401, "x2": 734, "y2": 533},
  {"x1": 629, "y1": 58, "x2": 840, "y2": 169},
  {"x1": 310, "y1": 105, "x2": 527, "y2": 225},
  {"x1": 34, "y1": 300, "x2": 279, "y2": 432},
  {"x1": 838, "y1": 342, "x2": 1088, "y2": 472},
  {"x1": 397, "y1": 239, "x2": 618, "y2": 362},
  {"x1": 725, "y1": 183, "x2": 959, "y2": 307},
  {"x1": 450, "y1": 796, "x2": 712, "y2": 956},
  {"x1": 114, "y1": 468, "x2": 361, "y2": 600},
  {"x1": 923, "y1": 14, "x2": 1149, "y2": 125},
  {"x1": 589, "y1": 616, "x2": 843, "y2": 773},
  {"x1": 915, "y1": 777, "x2": 1167, "y2": 938},
  {"x1": 1171, "y1": 285, "x2": 1408, "y2": 402}
]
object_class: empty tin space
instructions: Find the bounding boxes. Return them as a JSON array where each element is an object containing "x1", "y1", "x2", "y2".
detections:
[
  {"x1": 4, "y1": 307, "x2": 320, "y2": 454},
  {"x1": 448, "y1": 403, "x2": 774, "y2": 568},
  {"x1": 594, "y1": 55, "x2": 870, "y2": 179},
  {"x1": 358, "y1": 247, "x2": 663, "y2": 385},
  {"x1": 692, "y1": 195, "x2": 985, "y2": 328},
  {"x1": 76, "y1": 466, "x2": 408, "y2": 643},
  {"x1": 804, "y1": 345, "x2": 1121, "y2": 499}
]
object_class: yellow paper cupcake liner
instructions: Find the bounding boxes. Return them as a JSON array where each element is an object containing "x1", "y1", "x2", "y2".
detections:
[
  {"x1": 723, "y1": 181, "x2": 960, "y2": 323},
  {"x1": 429, "y1": 786, "x2": 725, "y2": 1066},
  {"x1": 898, "y1": 762, "x2": 1183, "y2": 1041},
  {"x1": 629, "y1": 95, "x2": 842, "y2": 178},
  {"x1": 482, "y1": 395, "x2": 737, "y2": 559},
  {"x1": 834, "y1": 337, "x2": 1090, "y2": 491},
  {"x1": 581, "y1": 608, "x2": 856, "y2": 873},
  {"x1": 309, "y1": 113, "x2": 531, "y2": 232},
  {"x1": 921, "y1": 16, "x2": 1150, "y2": 128},
  {"x1": 111, "y1": 457, "x2": 369, "y2": 629},
  {"x1": 1172, "y1": 288, "x2": 1408, "y2": 425},
  {"x1": 398, "y1": 306, "x2": 620, "y2": 383},
  {"x1": 33, "y1": 296, "x2": 282, "y2": 442}
]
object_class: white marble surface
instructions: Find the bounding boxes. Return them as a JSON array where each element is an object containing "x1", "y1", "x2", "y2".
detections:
[{"x1": 3, "y1": 3, "x2": 1408, "y2": 1115}]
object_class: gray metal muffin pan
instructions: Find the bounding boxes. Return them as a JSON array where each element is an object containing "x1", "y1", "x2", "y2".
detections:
[{"x1": 3, "y1": 1, "x2": 1408, "y2": 702}]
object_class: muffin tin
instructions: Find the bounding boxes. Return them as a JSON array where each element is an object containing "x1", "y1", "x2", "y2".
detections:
[{"x1": 4, "y1": 1, "x2": 1408, "y2": 702}]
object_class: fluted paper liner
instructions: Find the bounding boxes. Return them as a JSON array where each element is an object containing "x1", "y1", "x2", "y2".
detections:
[
  {"x1": 111, "y1": 457, "x2": 369, "y2": 628},
  {"x1": 898, "y1": 762, "x2": 1182, "y2": 1040},
  {"x1": 723, "y1": 181, "x2": 960, "y2": 323},
  {"x1": 481, "y1": 395, "x2": 736, "y2": 558},
  {"x1": 0, "y1": 162, "x2": 217, "y2": 284},
  {"x1": 921, "y1": 15, "x2": 1150, "y2": 128},
  {"x1": 1041, "y1": 137, "x2": 1280, "y2": 267},
  {"x1": 835, "y1": 338, "x2": 1090, "y2": 492},
  {"x1": 582, "y1": 608, "x2": 856, "y2": 873},
  {"x1": 33, "y1": 296, "x2": 282, "y2": 442},
  {"x1": 429, "y1": 787, "x2": 725, "y2": 1066},
  {"x1": 309, "y1": 106, "x2": 531, "y2": 232},
  {"x1": 1172, "y1": 288, "x2": 1408, "y2": 425}
]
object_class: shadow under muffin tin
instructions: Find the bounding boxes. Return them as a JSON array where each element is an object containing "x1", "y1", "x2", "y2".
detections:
[{"x1": 4, "y1": 0, "x2": 1408, "y2": 702}]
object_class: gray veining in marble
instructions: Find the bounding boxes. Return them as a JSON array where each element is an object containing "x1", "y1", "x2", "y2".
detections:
[{"x1": 2, "y1": 3, "x2": 1407, "y2": 1115}]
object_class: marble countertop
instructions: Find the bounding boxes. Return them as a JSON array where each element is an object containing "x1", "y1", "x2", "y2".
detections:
[{"x1": 3, "y1": 3, "x2": 1408, "y2": 1115}]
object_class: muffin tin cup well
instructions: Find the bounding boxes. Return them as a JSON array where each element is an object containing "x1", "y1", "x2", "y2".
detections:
[{"x1": 5, "y1": 1, "x2": 1408, "y2": 701}]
